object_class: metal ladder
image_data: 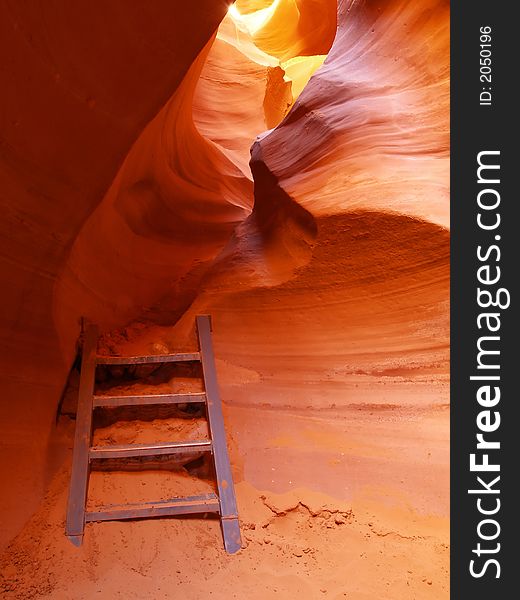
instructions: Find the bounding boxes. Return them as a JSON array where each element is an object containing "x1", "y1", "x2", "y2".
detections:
[{"x1": 65, "y1": 314, "x2": 241, "y2": 554}]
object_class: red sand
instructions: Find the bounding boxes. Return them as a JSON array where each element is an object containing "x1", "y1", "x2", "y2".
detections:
[{"x1": 1, "y1": 389, "x2": 449, "y2": 599}]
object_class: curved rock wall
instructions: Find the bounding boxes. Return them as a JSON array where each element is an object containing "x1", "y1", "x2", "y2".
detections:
[
  {"x1": 0, "y1": 0, "x2": 230, "y2": 547},
  {"x1": 256, "y1": 0, "x2": 449, "y2": 227},
  {"x1": 167, "y1": 0, "x2": 449, "y2": 380},
  {"x1": 146, "y1": 0, "x2": 450, "y2": 535},
  {"x1": 53, "y1": 0, "x2": 340, "y2": 375},
  {"x1": 0, "y1": 0, "x2": 449, "y2": 568}
]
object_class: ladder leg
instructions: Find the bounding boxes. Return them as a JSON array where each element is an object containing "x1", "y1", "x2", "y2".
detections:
[
  {"x1": 66, "y1": 324, "x2": 98, "y2": 545},
  {"x1": 196, "y1": 315, "x2": 242, "y2": 554}
]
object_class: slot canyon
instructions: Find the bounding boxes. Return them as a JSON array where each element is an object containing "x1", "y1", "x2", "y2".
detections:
[{"x1": 0, "y1": 0, "x2": 449, "y2": 598}]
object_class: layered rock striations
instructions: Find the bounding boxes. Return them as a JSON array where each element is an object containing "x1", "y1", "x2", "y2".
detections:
[
  {"x1": 0, "y1": 5, "x2": 449, "y2": 594},
  {"x1": 167, "y1": 0, "x2": 450, "y2": 408},
  {"x1": 0, "y1": 0, "x2": 232, "y2": 546}
]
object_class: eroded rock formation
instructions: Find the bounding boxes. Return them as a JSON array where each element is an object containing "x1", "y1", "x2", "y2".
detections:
[
  {"x1": 0, "y1": 0, "x2": 232, "y2": 546},
  {"x1": 0, "y1": 0, "x2": 449, "y2": 597}
]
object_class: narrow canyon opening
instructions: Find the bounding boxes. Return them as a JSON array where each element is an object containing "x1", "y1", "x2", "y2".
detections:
[{"x1": 0, "y1": 0, "x2": 450, "y2": 598}]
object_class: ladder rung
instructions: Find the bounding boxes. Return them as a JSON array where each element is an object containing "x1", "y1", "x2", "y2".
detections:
[
  {"x1": 89, "y1": 440, "x2": 212, "y2": 460},
  {"x1": 85, "y1": 493, "x2": 220, "y2": 522},
  {"x1": 93, "y1": 392, "x2": 206, "y2": 408},
  {"x1": 96, "y1": 352, "x2": 201, "y2": 365}
]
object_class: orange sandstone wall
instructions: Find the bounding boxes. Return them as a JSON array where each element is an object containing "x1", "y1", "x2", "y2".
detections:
[
  {"x1": 153, "y1": 0, "x2": 450, "y2": 520},
  {"x1": 52, "y1": 0, "x2": 341, "y2": 372},
  {"x1": 0, "y1": 0, "x2": 449, "y2": 554},
  {"x1": 167, "y1": 0, "x2": 449, "y2": 379},
  {"x1": 0, "y1": 0, "x2": 230, "y2": 547}
]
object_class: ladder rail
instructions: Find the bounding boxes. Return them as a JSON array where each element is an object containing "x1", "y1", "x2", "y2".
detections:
[
  {"x1": 196, "y1": 315, "x2": 242, "y2": 554},
  {"x1": 65, "y1": 323, "x2": 98, "y2": 545}
]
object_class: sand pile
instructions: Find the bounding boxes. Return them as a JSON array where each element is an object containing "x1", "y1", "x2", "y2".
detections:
[
  {"x1": 0, "y1": 460, "x2": 448, "y2": 600},
  {"x1": 1, "y1": 314, "x2": 449, "y2": 599}
]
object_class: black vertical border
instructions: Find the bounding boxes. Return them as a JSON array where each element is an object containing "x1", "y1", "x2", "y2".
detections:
[{"x1": 451, "y1": 1, "x2": 517, "y2": 597}]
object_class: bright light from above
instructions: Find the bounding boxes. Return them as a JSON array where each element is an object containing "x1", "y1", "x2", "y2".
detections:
[
  {"x1": 222, "y1": 0, "x2": 330, "y2": 121},
  {"x1": 228, "y1": 0, "x2": 282, "y2": 36}
]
